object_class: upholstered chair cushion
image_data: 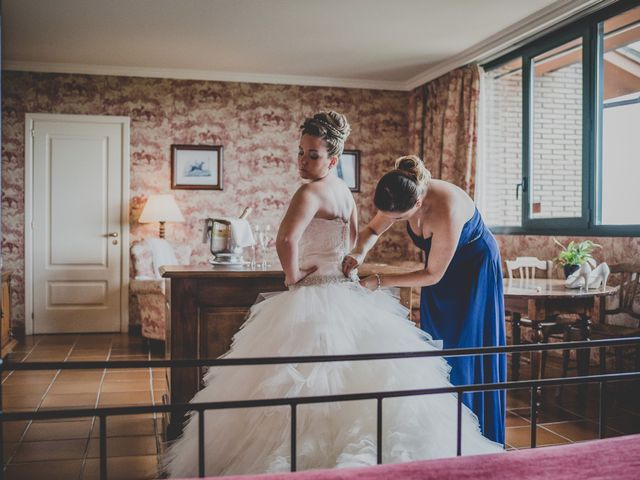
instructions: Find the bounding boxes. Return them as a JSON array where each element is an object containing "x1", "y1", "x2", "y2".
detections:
[
  {"x1": 131, "y1": 240, "x2": 155, "y2": 279},
  {"x1": 130, "y1": 239, "x2": 192, "y2": 341}
]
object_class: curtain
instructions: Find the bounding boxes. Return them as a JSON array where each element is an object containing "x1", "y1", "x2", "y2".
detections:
[{"x1": 412, "y1": 64, "x2": 481, "y2": 197}]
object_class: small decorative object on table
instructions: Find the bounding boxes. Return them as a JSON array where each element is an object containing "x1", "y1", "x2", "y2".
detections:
[
  {"x1": 565, "y1": 262, "x2": 592, "y2": 289},
  {"x1": 564, "y1": 262, "x2": 611, "y2": 290},
  {"x1": 553, "y1": 238, "x2": 601, "y2": 278},
  {"x1": 205, "y1": 207, "x2": 254, "y2": 265},
  {"x1": 553, "y1": 238, "x2": 610, "y2": 290},
  {"x1": 586, "y1": 262, "x2": 610, "y2": 290},
  {"x1": 253, "y1": 223, "x2": 274, "y2": 269}
]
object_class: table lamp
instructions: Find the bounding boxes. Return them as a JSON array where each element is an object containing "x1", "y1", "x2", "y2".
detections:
[{"x1": 139, "y1": 194, "x2": 185, "y2": 238}]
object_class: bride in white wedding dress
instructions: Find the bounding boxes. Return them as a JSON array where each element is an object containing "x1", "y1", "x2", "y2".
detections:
[{"x1": 163, "y1": 112, "x2": 503, "y2": 478}]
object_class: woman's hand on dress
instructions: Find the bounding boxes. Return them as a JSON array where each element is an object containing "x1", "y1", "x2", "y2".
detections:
[
  {"x1": 341, "y1": 254, "x2": 362, "y2": 277},
  {"x1": 284, "y1": 266, "x2": 318, "y2": 287},
  {"x1": 359, "y1": 275, "x2": 379, "y2": 291}
]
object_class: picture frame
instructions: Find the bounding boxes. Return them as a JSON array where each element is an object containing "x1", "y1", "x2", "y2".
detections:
[
  {"x1": 171, "y1": 144, "x2": 223, "y2": 190},
  {"x1": 336, "y1": 149, "x2": 361, "y2": 192}
]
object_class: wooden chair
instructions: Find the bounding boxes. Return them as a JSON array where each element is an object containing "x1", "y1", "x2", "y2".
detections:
[
  {"x1": 591, "y1": 263, "x2": 640, "y2": 372},
  {"x1": 505, "y1": 256, "x2": 554, "y2": 280},
  {"x1": 505, "y1": 256, "x2": 587, "y2": 382}
]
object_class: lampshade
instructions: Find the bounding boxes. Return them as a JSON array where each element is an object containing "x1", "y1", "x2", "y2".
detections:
[
  {"x1": 140, "y1": 193, "x2": 185, "y2": 225},
  {"x1": 140, "y1": 195, "x2": 185, "y2": 238}
]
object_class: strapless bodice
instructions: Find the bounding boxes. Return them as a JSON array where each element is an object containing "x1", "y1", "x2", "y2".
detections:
[{"x1": 298, "y1": 217, "x2": 353, "y2": 280}]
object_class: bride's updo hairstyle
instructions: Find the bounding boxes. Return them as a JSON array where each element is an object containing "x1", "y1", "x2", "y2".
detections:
[
  {"x1": 300, "y1": 111, "x2": 352, "y2": 157},
  {"x1": 374, "y1": 155, "x2": 431, "y2": 213}
]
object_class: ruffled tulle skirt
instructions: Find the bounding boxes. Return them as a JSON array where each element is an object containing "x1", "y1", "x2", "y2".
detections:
[{"x1": 163, "y1": 282, "x2": 503, "y2": 477}]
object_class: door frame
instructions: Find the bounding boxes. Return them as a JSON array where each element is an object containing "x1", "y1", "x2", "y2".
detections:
[{"x1": 24, "y1": 113, "x2": 131, "y2": 335}]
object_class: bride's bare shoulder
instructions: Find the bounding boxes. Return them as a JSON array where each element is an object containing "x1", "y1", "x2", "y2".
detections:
[
  {"x1": 289, "y1": 182, "x2": 323, "y2": 208},
  {"x1": 294, "y1": 181, "x2": 320, "y2": 197}
]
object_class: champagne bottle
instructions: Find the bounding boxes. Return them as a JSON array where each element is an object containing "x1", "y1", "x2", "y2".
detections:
[{"x1": 239, "y1": 207, "x2": 252, "y2": 220}]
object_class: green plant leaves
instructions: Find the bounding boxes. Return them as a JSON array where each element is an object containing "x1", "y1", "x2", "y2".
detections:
[{"x1": 552, "y1": 237, "x2": 601, "y2": 266}]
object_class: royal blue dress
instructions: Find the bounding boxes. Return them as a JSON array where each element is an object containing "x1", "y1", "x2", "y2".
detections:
[{"x1": 407, "y1": 208, "x2": 506, "y2": 444}]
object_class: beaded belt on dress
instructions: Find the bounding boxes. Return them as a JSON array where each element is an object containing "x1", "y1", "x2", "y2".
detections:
[{"x1": 291, "y1": 273, "x2": 359, "y2": 288}]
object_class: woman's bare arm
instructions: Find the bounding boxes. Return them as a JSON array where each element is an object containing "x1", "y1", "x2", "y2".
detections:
[
  {"x1": 361, "y1": 211, "x2": 463, "y2": 289},
  {"x1": 276, "y1": 186, "x2": 319, "y2": 285},
  {"x1": 342, "y1": 211, "x2": 394, "y2": 276}
]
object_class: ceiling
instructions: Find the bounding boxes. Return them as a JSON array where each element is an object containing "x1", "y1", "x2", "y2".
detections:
[{"x1": 2, "y1": 0, "x2": 606, "y2": 90}]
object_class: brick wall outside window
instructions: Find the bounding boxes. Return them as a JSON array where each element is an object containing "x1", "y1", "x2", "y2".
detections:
[
  {"x1": 531, "y1": 63, "x2": 583, "y2": 218},
  {"x1": 482, "y1": 63, "x2": 583, "y2": 225},
  {"x1": 483, "y1": 64, "x2": 522, "y2": 226}
]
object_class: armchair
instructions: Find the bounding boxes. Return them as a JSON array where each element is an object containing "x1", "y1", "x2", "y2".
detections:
[{"x1": 130, "y1": 238, "x2": 192, "y2": 341}]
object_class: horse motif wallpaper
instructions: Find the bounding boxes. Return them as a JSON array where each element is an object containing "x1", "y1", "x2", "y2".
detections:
[{"x1": 1, "y1": 71, "x2": 412, "y2": 329}]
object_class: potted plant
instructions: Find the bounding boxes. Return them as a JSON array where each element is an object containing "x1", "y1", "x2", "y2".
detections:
[{"x1": 552, "y1": 238, "x2": 601, "y2": 278}]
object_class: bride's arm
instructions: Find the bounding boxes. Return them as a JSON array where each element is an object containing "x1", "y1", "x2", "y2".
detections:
[
  {"x1": 342, "y1": 211, "x2": 394, "y2": 276},
  {"x1": 276, "y1": 186, "x2": 319, "y2": 286}
]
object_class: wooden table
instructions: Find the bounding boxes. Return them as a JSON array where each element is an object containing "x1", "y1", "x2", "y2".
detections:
[
  {"x1": 503, "y1": 278, "x2": 618, "y2": 402},
  {"x1": 161, "y1": 262, "x2": 418, "y2": 439}
]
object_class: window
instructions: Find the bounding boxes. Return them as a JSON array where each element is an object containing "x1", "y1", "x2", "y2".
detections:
[
  {"x1": 531, "y1": 37, "x2": 584, "y2": 221},
  {"x1": 479, "y1": 1, "x2": 640, "y2": 235},
  {"x1": 482, "y1": 59, "x2": 522, "y2": 227},
  {"x1": 599, "y1": 14, "x2": 640, "y2": 225}
]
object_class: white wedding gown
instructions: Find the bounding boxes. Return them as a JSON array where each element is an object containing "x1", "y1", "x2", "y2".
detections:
[{"x1": 164, "y1": 217, "x2": 503, "y2": 477}]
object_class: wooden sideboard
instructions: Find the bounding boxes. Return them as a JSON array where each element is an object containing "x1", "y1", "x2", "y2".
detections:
[
  {"x1": 160, "y1": 262, "x2": 421, "y2": 439},
  {"x1": 1, "y1": 271, "x2": 16, "y2": 358}
]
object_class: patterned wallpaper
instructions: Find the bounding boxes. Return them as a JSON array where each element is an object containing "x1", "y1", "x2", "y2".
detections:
[
  {"x1": 2, "y1": 71, "x2": 413, "y2": 330},
  {"x1": 2, "y1": 72, "x2": 638, "y2": 332}
]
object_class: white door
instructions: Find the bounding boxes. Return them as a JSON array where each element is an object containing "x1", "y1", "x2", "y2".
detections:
[{"x1": 28, "y1": 115, "x2": 129, "y2": 333}]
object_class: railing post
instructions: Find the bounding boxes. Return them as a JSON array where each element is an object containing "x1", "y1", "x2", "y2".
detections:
[
  {"x1": 198, "y1": 409, "x2": 205, "y2": 477},
  {"x1": 99, "y1": 415, "x2": 107, "y2": 480},
  {"x1": 377, "y1": 397, "x2": 383, "y2": 464},
  {"x1": 599, "y1": 381, "x2": 607, "y2": 439},
  {"x1": 456, "y1": 392, "x2": 462, "y2": 456},
  {"x1": 530, "y1": 387, "x2": 538, "y2": 448},
  {"x1": 291, "y1": 403, "x2": 297, "y2": 472}
]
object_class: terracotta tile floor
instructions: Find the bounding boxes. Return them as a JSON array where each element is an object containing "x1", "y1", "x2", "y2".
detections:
[
  {"x1": 1, "y1": 334, "x2": 639, "y2": 479},
  {"x1": 2, "y1": 334, "x2": 165, "y2": 480}
]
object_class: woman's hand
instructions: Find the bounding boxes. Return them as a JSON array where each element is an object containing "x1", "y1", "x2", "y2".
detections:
[
  {"x1": 284, "y1": 266, "x2": 318, "y2": 287},
  {"x1": 359, "y1": 274, "x2": 379, "y2": 291},
  {"x1": 342, "y1": 254, "x2": 362, "y2": 277}
]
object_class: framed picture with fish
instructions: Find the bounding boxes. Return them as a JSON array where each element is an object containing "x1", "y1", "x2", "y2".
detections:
[{"x1": 171, "y1": 144, "x2": 223, "y2": 190}]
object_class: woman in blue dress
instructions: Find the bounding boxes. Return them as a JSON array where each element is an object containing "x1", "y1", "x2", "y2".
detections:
[{"x1": 343, "y1": 155, "x2": 506, "y2": 444}]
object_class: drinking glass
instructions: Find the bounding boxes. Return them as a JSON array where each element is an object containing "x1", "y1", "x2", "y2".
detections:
[
  {"x1": 250, "y1": 224, "x2": 261, "y2": 270},
  {"x1": 258, "y1": 224, "x2": 273, "y2": 269}
]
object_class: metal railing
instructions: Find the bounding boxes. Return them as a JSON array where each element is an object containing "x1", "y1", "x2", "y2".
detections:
[{"x1": 1, "y1": 337, "x2": 639, "y2": 479}]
